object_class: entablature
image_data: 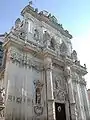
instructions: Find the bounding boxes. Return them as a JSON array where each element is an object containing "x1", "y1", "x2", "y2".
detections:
[{"x1": 3, "y1": 33, "x2": 87, "y2": 77}]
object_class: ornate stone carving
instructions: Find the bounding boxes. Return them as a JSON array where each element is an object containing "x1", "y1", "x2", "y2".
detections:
[
  {"x1": 75, "y1": 60, "x2": 80, "y2": 66},
  {"x1": 55, "y1": 77, "x2": 60, "y2": 89},
  {"x1": 19, "y1": 30, "x2": 26, "y2": 40},
  {"x1": 64, "y1": 66, "x2": 71, "y2": 79},
  {"x1": 84, "y1": 64, "x2": 86, "y2": 68},
  {"x1": 0, "y1": 87, "x2": 5, "y2": 106},
  {"x1": 54, "y1": 89, "x2": 66, "y2": 102},
  {"x1": 34, "y1": 105, "x2": 43, "y2": 116},
  {"x1": 49, "y1": 37, "x2": 56, "y2": 50},
  {"x1": 34, "y1": 29, "x2": 39, "y2": 41},
  {"x1": 35, "y1": 8, "x2": 38, "y2": 13},
  {"x1": 0, "y1": 110, "x2": 4, "y2": 118},
  {"x1": 50, "y1": 15, "x2": 58, "y2": 23},
  {"x1": 15, "y1": 18, "x2": 21, "y2": 29},
  {"x1": 60, "y1": 41, "x2": 68, "y2": 56},
  {"x1": 8, "y1": 48, "x2": 44, "y2": 72},
  {"x1": 71, "y1": 72, "x2": 79, "y2": 83},
  {"x1": 71, "y1": 50, "x2": 77, "y2": 61},
  {"x1": 10, "y1": 18, "x2": 27, "y2": 40},
  {"x1": 29, "y1": 1, "x2": 33, "y2": 6},
  {"x1": 54, "y1": 76, "x2": 66, "y2": 102},
  {"x1": 33, "y1": 80, "x2": 43, "y2": 116},
  {"x1": 43, "y1": 31, "x2": 51, "y2": 48},
  {"x1": 33, "y1": 80, "x2": 43, "y2": 105}
]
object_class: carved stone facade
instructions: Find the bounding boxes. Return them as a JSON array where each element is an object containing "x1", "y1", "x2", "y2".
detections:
[{"x1": 0, "y1": 2, "x2": 90, "y2": 120}]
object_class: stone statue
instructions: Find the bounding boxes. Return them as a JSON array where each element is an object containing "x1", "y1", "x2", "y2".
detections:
[
  {"x1": 34, "y1": 29, "x2": 39, "y2": 41},
  {"x1": 55, "y1": 76, "x2": 60, "y2": 89},
  {"x1": 50, "y1": 15, "x2": 58, "y2": 23},
  {"x1": 36, "y1": 88, "x2": 41, "y2": 104},
  {"x1": 29, "y1": 1, "x2": 33, "y2": 6},
  {"x1": 15, "y1": 18, "x2": 21, "y2": 29},
  {"x1": 35, "y1": 8, "x2": 38, "y2": 13},
  {"x1": 55, "y1": 79, "x2": 60, "y2": 89},
  {"x1": 33, "y1": 80, "x2": 43, "y2": 105},
  {"x1": 0, "y1": 110, "x2": 4, "y2": 118},
  {"x1": 50, "y1": 37, "x2": 56, "y2": 50},
  {"x1": 60, "y1": 41, "x2": 68, "y2": 56},
  {"x1": 71, "y1": 50, "x2": 77, "y2": 61},
  {"x1": 43, "y1": 31, "x2": 50, "y2": 48},
  {"x1": 64, "y1": 66, "x2": 71, "y2": 79}
]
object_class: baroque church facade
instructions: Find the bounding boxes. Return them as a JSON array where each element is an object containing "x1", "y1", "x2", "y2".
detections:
[{"x1": 0, "y1": 2, "x2": 90, "y2": 120}]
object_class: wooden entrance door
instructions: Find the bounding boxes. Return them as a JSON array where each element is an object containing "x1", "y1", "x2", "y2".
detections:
[{"x1": 55, "y1": 103, "x2": 66, "y2": 120}]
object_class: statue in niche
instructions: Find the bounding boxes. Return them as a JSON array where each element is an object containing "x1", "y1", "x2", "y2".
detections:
[
  {"x1": 34, "y1": 29, "x2": 39, "y2": 41},
  {"x1": 33, "y1": 80, "x2": 43, "y2": 105},
  {"x1": 55, "y1": 78, "x2": 60, "y2": 89},
  {"x1": 50, "y1": 37, "x2": 56, "y2": 50},
  {"x1": 43, "y1": 31, "x2": 50, "y2": 48},
  {"x1": 36, "y1": 88, "x2": 41, "y2": 104}
]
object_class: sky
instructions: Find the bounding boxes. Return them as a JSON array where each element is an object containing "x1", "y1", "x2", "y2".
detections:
[{"x1": 0, "y1": 0, "x2": 90, "y2": 88}]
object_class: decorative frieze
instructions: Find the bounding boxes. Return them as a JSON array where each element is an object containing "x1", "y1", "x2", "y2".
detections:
[
  {"x1": 7, "y1": 47, "x2": 44, "y2": 72},
  {"x1": 7, "y1": 94, "x2": 31, "y2": 104}
]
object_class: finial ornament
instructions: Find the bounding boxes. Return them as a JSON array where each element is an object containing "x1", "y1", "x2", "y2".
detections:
[
  {"x1": 84, "y1": 64, "x2": 86, "y2": 68},
  {"x1": 29, "y1": 1, "x2": 33, "y2": 6}
]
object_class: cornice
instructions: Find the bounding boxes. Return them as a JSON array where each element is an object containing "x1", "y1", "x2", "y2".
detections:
[
  {"x1": 21, "y1": 5, "x2": 72, "y2": 39},
  {"x1": 71, "y1": 64, "x2": 87, "y2": 76},
  {"x1": 3, "y1": 34, "x2": 87, "y2": 76}
]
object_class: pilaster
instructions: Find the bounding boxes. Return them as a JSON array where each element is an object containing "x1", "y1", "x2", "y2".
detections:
[
  {"x1": 76, "y1": 83, "x2": 86, "y2": 120},
  {"x1": 44, "y1": 57, "x2": 56, "y2": 120},
  {"x1": 64, "y1": 66, "x2": 77, "y2": 120},
  {"x1": 83, "y1": 85, "x2": 90, "y2": 119}
]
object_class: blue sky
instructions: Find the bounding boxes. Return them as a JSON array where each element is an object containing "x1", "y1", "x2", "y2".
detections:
[
  {"x1": 0, "y1": 0, "x2": 90, "y2": 88},
  {"x1": 0, "y1": 0, "x2": 90, "y2": 35}
]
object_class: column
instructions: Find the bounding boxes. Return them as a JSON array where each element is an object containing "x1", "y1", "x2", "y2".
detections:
[{"x1": 44, "y1": 57, "x2": 56, "y2": 120}]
